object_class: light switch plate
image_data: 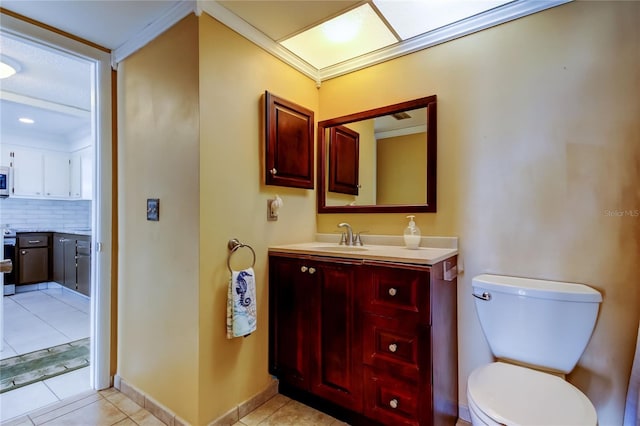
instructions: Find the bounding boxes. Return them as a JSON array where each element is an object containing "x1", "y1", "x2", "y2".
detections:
[{"x1": 147, "y1": 198, "x2": 159, "y2": 221}]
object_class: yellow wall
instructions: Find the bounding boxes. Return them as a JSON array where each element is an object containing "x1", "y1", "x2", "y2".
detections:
[
  {"x1": 377, "y1": 132, "x2": 427, "y2": 204},
  {"x1": 197, "y1": 13, "x2": 318, "y2": 424},
  {"x1": 117, "y1": 15, "x2": 200, "y2": 423},
  {"x1": 318, "y1": 2, "x2": 639, "y2": 424},
  {"x1": 117, "y1": 2, "x2": 638, "y2": 425}
]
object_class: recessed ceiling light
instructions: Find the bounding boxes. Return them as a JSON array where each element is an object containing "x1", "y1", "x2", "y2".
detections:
[
  {"x1": 19, "y1": 117, "x2": 35, "y2": 124},
  {"x1": 0, "y1": 55, "x2": 21, "y2": 79}
]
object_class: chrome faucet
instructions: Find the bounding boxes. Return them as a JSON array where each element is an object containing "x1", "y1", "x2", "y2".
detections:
[{"x1": 338, "y1": 222, "x2": 353, "y2": 246}]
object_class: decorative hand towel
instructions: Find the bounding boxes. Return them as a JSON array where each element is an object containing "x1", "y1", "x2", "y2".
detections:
[{"x1": 226, "y1": 267, "x2": 257, "y2": 339}]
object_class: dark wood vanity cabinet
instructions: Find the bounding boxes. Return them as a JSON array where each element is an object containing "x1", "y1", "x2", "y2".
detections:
[
  {"x1": 269, "y1": 254, "x2": 363, "y2": 411},
  {"x1": 269, "y1": 253, "x2": 458, "y2": 426}
]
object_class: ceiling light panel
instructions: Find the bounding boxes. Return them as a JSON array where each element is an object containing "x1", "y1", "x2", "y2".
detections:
[
  {"x1": 373, "y1": 0, "x2": 514, "y2": 40},
  {"x1": 280, "y1": 3, "x2": 398, "y2": 69}
]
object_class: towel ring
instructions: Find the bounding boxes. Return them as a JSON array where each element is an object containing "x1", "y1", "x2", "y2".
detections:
[{"x1": 227, "y1": 239, "x2": 256, "y2": 273}]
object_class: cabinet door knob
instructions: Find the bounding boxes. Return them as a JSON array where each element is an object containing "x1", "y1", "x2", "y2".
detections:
[
  {"x1": 308, "y1": 267, "x2": 316, "y2": 274},
  {"x1": 388, "y1": 287, "x2": 397, "y2": 296},
  {"x1": 21, "y1": 250, "x2": 27, "y2": 255},
  {"x1": 270, "y1": 168, "x2": 277, "y2": 175},
  {"x1": 388, "y1": 343, "x2": 398, "y2": 353},
  {"x1": 300, "y1": 266, "x2": 308, "y2": 273},
  {"x1": 389, "y1": 399, "x2": 399, "y2": 409}
]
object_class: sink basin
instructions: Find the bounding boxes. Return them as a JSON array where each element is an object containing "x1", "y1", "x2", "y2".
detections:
[{"x1": 312, "y1": 245, "x2": 369, "y2": 252}]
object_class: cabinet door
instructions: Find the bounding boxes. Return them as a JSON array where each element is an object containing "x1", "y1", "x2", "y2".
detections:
[
  {"x1": 18, "y1": 248, "x2": 49, "y2": 284},
  {"x1": 76, "y1": 238, "x2": 91, "y2": 296},
  {"x1": 328, "y1": 125, "x2": 360, "y2": 195},
  {"x1": 52, "y1": 234, "x2": 65, "y2": 284},
  {"x1": 70, "y1": 148, "x2": 92, "y2": 200},
  {"x1": 44, "y1": 152, "x2": 70, "y2": 198},
  {"x1": 269, "y1": 256, "x2": 313, "y2": 390},
  {"x1": 70, "y1": 153, "x2": 81, "y2": 198},
  {"x1": 265, "y1": 92, "x2": 314, "y2": 189},
  {"x1": 63, "y1": 238, "x2": 77, "y2": 290},
  {"x1": 310, "y1": 258, "x2": 363, "y2": 411},
  {"x1": 13, "y1": 147, "x2": 44, "y2": 197}
]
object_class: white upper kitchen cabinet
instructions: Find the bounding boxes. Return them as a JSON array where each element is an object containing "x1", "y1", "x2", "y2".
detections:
[
  {"x1": 44, "y1": 151, "x2": 71, "y2": 197},
  {"x1": 70, "y1": 147, "x2": 92, "y2": 199},
  {"x1": 12, "y1": 146, "x2": 44, "y2": 197}
]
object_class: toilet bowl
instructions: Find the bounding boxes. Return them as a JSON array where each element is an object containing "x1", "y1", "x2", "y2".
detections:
[
  {"x1": 467, "y1": 362, "x2": 596, "y2": 426},
  {"x1": 469, "y1": 274, "x2": 602, "y2": 426}
]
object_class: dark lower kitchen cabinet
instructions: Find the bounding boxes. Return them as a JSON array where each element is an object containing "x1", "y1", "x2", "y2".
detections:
[
  {"x1": 17, "y1": 233, "x2": 51, "y2": 285},
  {"x1": 269, "y1": 252, "x2": 458, "y2": 426},
  {"x1": 53, "y1": 233, "x2": 91, "y2": 297},
  {"x1": 76, "y1": 238, "x2": 91, "y2": 296}
]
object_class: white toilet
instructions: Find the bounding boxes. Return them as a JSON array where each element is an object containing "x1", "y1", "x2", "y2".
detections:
[{"x1": 468, "y1": 274, "x2": 602, "y2": 426}]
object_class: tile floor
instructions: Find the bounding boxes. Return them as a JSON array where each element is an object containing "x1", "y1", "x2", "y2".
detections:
[
  {"x1": 2, "y1": 388, "x2": 347, "y2": 426},
  {"x1": 1, "y1": 286, "x2": 92, "y2": 422},
  {"x1": 2, "y1": 285, "x2": 90, "y2": 359}
]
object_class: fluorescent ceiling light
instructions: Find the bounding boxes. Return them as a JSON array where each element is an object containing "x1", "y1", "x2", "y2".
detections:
[
  {"x1": 281, "y1": 3, "x2": 398, "y2": 70},
  {"x1": 19, "y1": 117, "x2": 35, "y2": 124},
  {"x1": 374, "y1": 0, "x2": 514, "y2": 40}
]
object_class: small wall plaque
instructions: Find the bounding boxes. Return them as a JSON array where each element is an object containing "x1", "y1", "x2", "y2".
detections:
[{"x1": 147, "y1": 198, "x2": 159, "y2": 221}]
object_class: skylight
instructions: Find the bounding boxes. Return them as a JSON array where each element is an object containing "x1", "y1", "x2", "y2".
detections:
[
  {"x1": 279, "y1": 0, "x2": 518, "y2": 70},
  {"x1": 374, "y1": 0, "x2": 514, "y2": 40},
  {"x1": 280, "y1": 3, "x2": 397, "y2": 70}
]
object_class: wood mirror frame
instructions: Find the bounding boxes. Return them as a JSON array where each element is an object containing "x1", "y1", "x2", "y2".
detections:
[{"x1": 317, "y1": 95, "x2": 437, "y2": 213}]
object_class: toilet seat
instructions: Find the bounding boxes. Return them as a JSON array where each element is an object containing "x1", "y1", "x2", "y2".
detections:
[{"x1": 467, "y1": 362, "x2": 597, "y2": 426}]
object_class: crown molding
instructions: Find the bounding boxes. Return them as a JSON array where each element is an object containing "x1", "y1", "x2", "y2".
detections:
[
  {"x1": 109, "y1": 0, "x2": 570, "y2": 81},
  {"x1": 198, "y1": 0, "x2": 320, "y2": 85},
  {"x1": 318, "y1": 0, "x2": 571, "y2": 81},
  {"x1": 111, "y1": 0, "x2": 196, "y2": 69}
]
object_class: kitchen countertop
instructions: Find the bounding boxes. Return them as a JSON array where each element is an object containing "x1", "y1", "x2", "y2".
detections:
[
  {"x1": 269, "y1": 237, "x2": 458, "y2": 266},
  {"x1": 11, "y1": 229, "x2": 92, "y2": 237}
]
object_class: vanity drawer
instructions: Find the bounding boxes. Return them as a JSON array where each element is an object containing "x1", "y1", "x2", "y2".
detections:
[
  {"x1": 362, "y1": 263, "x2": 430, "y2": 323},
  {"x1": 363, "y1": 313, "x2": 423, "y2": 378},
  {"x1": 363, "y1": 367, "x2": 423, "y2": 426}
]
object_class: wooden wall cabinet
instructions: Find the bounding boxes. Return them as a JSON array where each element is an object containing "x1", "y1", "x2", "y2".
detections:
[
  {"x1": 328, "y1": 125, "x2": 360, "y2": 195},
  {"x1": 269, "y1": 253, "x2": 458, "y2": 426},
  {"x1": 265, "y1": 91, "x2": 314, "y2": 189}
]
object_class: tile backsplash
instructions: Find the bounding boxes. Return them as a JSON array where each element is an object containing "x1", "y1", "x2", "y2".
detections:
[{"x1": 0, "y1": 198, "x2": 91, "y2": 231}]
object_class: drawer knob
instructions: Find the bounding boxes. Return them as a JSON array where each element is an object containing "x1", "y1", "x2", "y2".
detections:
[
  {"x1": 308, "y1": 267, "x2": 316, "y2": 275},
  {"x1": 388, "y1": 287, "x2": 397, "y2": 296},
  {"x1": 301, "y1": 266, "x2": 308, "y2": 273},
  {"x1": 389, "y1": 399, "x2": 399, "y2": 409},
  {"x1": 388, "y1": 343, "x2": 398, "y2": 353}
]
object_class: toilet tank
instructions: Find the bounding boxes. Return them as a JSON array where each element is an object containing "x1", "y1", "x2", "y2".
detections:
[{"x1": 472, "y1": 274, "x2": 602, "y2": 374}]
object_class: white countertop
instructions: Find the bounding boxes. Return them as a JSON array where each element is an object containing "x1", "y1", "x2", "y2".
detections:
[{"x1": 269, "y1": 236, "x2": 458, "y2": 266}]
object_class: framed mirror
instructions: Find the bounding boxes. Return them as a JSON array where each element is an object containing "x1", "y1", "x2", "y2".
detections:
[{"x1": 318, "y1": 95, "x2": 437, "y2": 213}]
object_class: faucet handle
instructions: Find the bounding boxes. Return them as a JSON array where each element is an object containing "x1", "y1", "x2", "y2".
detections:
[
  {"x1": 353, "y1": 232, "x2": 366, "y2": 246},
  {"x1": 339, "y1": 233, "x2": 348, "y2": 245}
]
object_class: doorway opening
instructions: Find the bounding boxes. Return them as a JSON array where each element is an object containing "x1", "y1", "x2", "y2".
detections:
[{"x1": 0, "y1": 14, "x2": 112, "y2": 422}]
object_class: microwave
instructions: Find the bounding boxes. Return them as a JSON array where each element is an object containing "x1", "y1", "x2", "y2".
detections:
[{"x1": 0, "y1": 166, "x2": 10, "y2": 198}]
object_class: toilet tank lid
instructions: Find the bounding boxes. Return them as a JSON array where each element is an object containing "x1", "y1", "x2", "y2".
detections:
[{"x1": 472, "y1": 274, "x2": 602, "y2": 303}]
